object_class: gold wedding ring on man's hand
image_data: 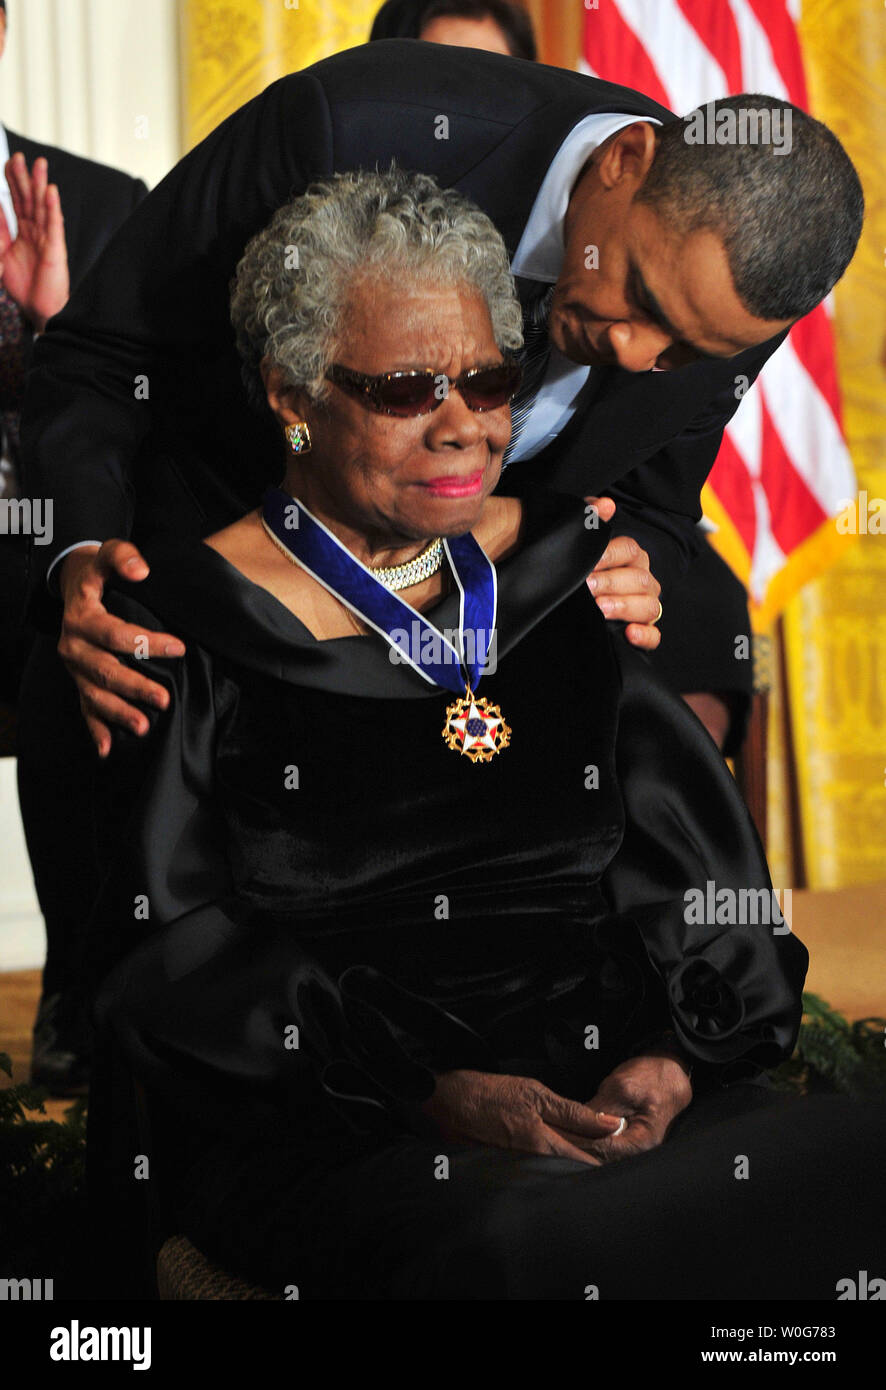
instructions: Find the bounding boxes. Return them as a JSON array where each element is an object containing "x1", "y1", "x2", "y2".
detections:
[{"x1": 653, "y1": 600, "x2": 663, "y2": 624}]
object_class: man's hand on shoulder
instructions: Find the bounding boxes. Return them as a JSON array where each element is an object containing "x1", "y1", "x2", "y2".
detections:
[
  {"x1": 57, "y1": 541, "x2": 186, "y2": 758},
  {"x1": 585, "y1": 496, "x2": 662, "y2": 650}
]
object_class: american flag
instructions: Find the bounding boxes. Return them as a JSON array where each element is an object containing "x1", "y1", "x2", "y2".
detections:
[{"x1": 581, "y1": 0, "x2": 854, "y2": 627}]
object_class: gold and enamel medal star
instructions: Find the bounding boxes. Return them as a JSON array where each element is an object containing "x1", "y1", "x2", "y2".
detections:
[{"x1": 442, "y1": 687, "x2": 511, "y2": 763}]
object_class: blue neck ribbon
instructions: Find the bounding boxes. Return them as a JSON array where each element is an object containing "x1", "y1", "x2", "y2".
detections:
[{"x1": 261, "y1": 487, "x2": 497, "y2": 696}]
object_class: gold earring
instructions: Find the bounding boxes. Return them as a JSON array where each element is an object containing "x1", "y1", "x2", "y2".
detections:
[{"x1": 285, "y1": 421, "x2": 312, "y2": 454}]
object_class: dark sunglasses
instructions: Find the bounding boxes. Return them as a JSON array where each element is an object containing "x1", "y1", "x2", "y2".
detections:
[{"x1": 325, "y1": 359, "x2": 523, "y2": 417}]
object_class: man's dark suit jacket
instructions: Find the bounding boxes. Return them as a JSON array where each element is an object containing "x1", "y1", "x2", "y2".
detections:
[
  {"x1": 1, "y1": 130, "x2": 145, "y2": 680},
  {"x1": 20, "y1": 40, "x2": 786, "y2": 624},
  {"x1": 4, "y1": 132, "x2": 145, "y2": 1030}
]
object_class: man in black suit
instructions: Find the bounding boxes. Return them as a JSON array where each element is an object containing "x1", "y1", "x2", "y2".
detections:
[
  {"x1": 18, "y1": 43, "x2": 861, "y2": 1081},
  {"x1": 0, "y1": 0, "x2": 147, "y2": 1090}
]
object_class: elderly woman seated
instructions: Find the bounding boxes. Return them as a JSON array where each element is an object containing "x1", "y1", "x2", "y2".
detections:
[{"x1": 87, "y1": 166, "x2": 886, "y2": 1301}]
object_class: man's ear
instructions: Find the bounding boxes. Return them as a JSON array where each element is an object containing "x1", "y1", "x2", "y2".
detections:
[{"x1": 597, "y1": 121, "x2": 659, "y2": 192}]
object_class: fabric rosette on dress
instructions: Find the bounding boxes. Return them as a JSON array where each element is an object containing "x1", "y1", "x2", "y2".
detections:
[{"x1": 601, "y1": 642, "x2": 806, "y2": 1086}]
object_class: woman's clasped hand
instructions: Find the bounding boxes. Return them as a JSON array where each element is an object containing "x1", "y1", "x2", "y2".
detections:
[{"x1": 420, "y1": 1055, "x2": 693, "y2": 1166}]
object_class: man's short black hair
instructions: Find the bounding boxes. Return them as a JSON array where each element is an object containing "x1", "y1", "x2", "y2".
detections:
[
  {"x1": 370, "y1": 0, "x2": 536, "y2": 62},
  {"x1": 635, "y1": 94, "x2": 864, "y2": 322}
]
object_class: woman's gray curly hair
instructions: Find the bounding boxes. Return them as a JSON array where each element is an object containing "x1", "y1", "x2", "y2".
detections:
[{"x1": 230, "y1": 164, "x2": 524, "y2": 409}]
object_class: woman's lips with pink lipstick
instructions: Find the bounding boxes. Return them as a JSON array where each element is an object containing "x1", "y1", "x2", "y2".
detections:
[{"x1": 422, "y1": 471, "x2": 484, "y2": 498}]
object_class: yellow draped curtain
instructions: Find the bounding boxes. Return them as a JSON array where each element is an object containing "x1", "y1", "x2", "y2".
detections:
[
  {"x1": 779, "y1": 1, "x2": 886, "y2": 888},
  {"x1": 180, "y1": 0, "x2": 886, "y2": 887},
  {"x1": 181, "y1": 0, "x2": 381, "y2": 147}
]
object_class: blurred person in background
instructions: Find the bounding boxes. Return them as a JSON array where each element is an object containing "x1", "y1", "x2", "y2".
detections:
[
  {"x1": 0, "y1": 0, "x2": 146, "y2": 1093},
  {"x1": 370, "y1": 0, "x2": 537, "y2": 60}
]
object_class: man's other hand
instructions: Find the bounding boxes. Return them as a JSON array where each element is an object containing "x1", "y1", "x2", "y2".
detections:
[
  {"x1": 585, "y1": 496, "x2": 662, "y2": 650},
  {"x1": 57, "y1": 542, "x2": 186, "y2": 757}
]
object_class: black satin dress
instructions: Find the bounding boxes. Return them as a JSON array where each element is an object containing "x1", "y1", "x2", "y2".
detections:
[{"x1": 85, "y1": 488, "x2": 886, "y2": 1300}]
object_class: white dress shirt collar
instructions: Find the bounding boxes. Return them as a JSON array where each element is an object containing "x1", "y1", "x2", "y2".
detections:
[{"x1": 510, "y1": 110, "x2": 662, "y2": 284}]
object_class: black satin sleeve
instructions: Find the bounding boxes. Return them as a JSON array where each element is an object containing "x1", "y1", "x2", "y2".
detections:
[
  {"x1": 601, "y1": 635, "x2": 808, "y2": 1087},
  {"x1": 89, "y1": 588, "x2": 497, "y2": 1147}
]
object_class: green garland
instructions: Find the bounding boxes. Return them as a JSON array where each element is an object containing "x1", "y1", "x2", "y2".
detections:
[
  {"x1": 769, "y1": 993, "x2": 886, "y2": 1099},
  {"x1": 0, "y1": 1051, "x2": 87, "y2": 1281}
]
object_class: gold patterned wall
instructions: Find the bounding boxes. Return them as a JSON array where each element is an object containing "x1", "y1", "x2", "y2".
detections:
[
  {"x1": 181, "y1": 0, "x2": 380, "y2": 149},
  {"x1": 780, "y1": 0, "x2": 886, "y2": 887}
]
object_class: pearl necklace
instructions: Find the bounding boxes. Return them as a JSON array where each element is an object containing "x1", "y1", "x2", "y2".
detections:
[
  {"x1": 263, "y1": 515, "x2": 445, "y2": 594},
  {"x1": 367, "y1": 536, "x2": 444, "y2": 591}
]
